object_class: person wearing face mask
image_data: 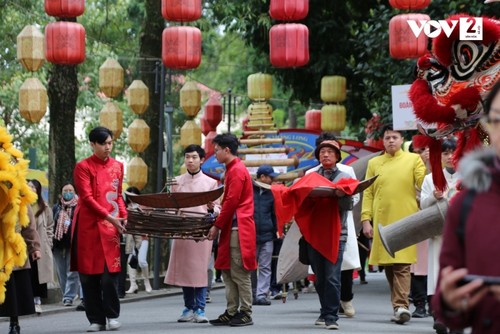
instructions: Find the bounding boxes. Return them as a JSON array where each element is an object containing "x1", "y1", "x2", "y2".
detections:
[{"x1": 52, "y1": 182, "x2": 81, "y2": 308}]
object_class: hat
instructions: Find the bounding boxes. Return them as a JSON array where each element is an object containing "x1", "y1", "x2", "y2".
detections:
[
  {"x1": 314, "y1": 140, "x2": 342, "y2": 163},
  {"x1": 412, "y1": 135, "x2": 432, "y2": 150},
  {"x1": 256, "y1": 165, "x2": 279, "y2": 179}
]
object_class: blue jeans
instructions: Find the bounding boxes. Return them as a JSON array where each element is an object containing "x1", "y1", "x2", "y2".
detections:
[
  {"x1": 182, "y1": 286, "x2": 207, "y2": 311},
  {"x1": 307, "y1": 241, "x2": 346, "y2": 322},
  {"x1": 53, "y1": 247, "x2": 80, "y2": 302}
]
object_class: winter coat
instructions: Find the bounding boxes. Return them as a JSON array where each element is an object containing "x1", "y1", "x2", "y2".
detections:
[
  {"x1": 33, "y1": 205, "x2": 54, "y2": 284},
  {"x1": 433, "y1": 148, "x2": 500, "y2": 334},
  {"x1": 252, "y1": 182, "x2": 277, "y2": 245}
]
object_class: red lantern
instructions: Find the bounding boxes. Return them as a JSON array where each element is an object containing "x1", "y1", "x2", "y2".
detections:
[
  {"x1": 305, "y1": 109, "x2": 321, "y2": 131},
  {"x1": 205, "y1": 97, "x2": 222, "y2": 128},
  {"x1": 204, "y1": 131, "x2": 217, "y2": 157},
  {"x1": 269, "y1": 23, "x2": 309, "y2": 68},
  {"x1": 200, "y1": 114, "x2": 214, "y2": 136},
  {"x1": 389, "y1": 14, "x2": 429, "y2": 59},
  {"x1": 45, "y1": 22, "x2": 85, "y2": 65},
  {"x1": 45, "y1": 0, "x2": 85, "y2": 18},
  {"x1": 269, "y1": 0, "x2": 309, "y2": 21},
  {"x1": 162, "y1": 27, "x2": 201, "y2": 70},
  {"x1": 161, "y1": 0, "x2": 201, "y2": 22},
  {"x1": 388, "y1": 0, "x2": 431, "y2": 10}
]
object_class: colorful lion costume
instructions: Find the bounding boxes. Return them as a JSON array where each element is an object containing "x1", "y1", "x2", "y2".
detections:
[
  {"x1": 0, "y1": 125, "x2": 37, "y2": 303},
  {"x1": 409, "y1": 14, "x2": 500, "y2": 191}
]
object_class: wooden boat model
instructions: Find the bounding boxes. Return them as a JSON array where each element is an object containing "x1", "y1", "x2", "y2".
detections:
[
  {"x1": 308, "y1": 175, "x2": 378, "y2": 197},
  {"x1": 125, "y1": 186, "x2": 224, "y2": 209}
]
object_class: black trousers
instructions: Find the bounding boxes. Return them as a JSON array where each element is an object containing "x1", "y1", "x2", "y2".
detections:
[
  {"x1": 410, "y1": 273, "x2": 427, "y2": 307},
  {"x1": 340, "y1": 269, "x2": 354, "y2": 302},
  {"x1": 118, "y1": 242, "x2": 127, "y2": 296},
  {"x1": 79, "y1": 264, "x2": 120, "y2": 325}
]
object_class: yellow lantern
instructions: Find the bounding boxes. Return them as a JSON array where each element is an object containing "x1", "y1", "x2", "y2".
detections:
[
  {"x1": 321, "y1": 104, "x2": 346, "y2": 132},
  {"x1": 179, "y1": 120, "x2": 201, "y2": 148},
  {"x1": 99, "y1": 102, "x2": 123, "y2": 138},
  {"x1": 247, "y1": 73, "x2": 273, "y2": 101},
  {"x1": 127, "y1": 80, "x2": 149, "y2": 115},
  {"x1": 127, "y1": 157, "x2": 148, "y2": 190},
  {"x1": 99, "y1": 58, "x2": 124, "y2": 98},
  {"x1": 321, "y1": 76, "x2": 346, "y2": 103},
  {"x1": 128, "y1": 119, "x2": 150, "y2": 153},
  {"x1": 17, "y1": 25, "x2": 45, "y2": 72},
  {"x1": 19, "y1": 78, "x2": 47, "y2": 123},
  {"x1": 180, "y1": 81, "x2": 201, "y2": 118}
]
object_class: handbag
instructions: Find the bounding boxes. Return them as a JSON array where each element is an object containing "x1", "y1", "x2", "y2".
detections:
[
  {"x1": 298, "y1": 237, "x2": 310, "y2": 265},
  {"x1": 128, "y1": 249, "x2": 138, "y2": 269}
]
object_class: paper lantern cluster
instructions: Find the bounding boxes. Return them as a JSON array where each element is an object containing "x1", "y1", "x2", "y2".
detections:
[
  {"x1": 125, "y1": 79, "x2": 151, "y2": 190},
  {"x1": 389, "y1": 0, "x2": 431, "y2": 59},
  {"x1": 98, "y1": 58, "x2": 124, "y2": 138},
  {"x1": 16, "y1": 1, "x2": 87, "y2": 123},
  {"x1": 161, "y1": 0, "x2": 202, "y2": 70},
  {"x1": 269, "y1": 0, "x2": 309, "y2": 68},
  {"x1": 320, "y1": 76, "x2": 347, "y2": 132},
  {"x1": 179, "y1": 81, "x2": 203, "y2": 148}
]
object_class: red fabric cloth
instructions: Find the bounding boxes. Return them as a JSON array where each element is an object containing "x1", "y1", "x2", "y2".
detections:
[
  {"x1": 214, "y1": 158, "x2": 257, "y2": 271},
  {"x1": 271, "y1": 173, "x2": 359, "y2": 263},
  {"x1": 71, "y1": 155, "x2": 127, "y2": 274}
]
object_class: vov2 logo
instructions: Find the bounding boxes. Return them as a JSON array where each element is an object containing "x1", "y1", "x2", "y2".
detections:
[{"x1": 407, "y1": 17, "x2": 483, "y2": 41}]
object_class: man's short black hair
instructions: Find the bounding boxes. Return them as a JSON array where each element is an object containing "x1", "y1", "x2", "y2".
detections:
[
  {"x1": 184, "y1": 144, "x2": 206, "y2": 159},
  {"x1": 381, "y1": 125, "x2": 404, "y2": 137},
  {"x1": 315, "y1": 132, "x2": 338, "y2": 146},
  {"x1": 213, "y1": 133, "x2": 239, "y2": 155},
  {"x1": 89, "y1": 126, "x2": 113, "y2": 144},
  {"x1": 441, "y1": 138, "x2": 457, "y2": 152}
]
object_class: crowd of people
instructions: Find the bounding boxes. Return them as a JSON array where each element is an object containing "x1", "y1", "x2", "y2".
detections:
[{"x1": 1, "y1": 82, "x2": 499, "y2": 333}]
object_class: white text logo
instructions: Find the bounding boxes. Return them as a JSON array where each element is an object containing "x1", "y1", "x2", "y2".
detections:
[{"x1": 407, "y1": 17, "x2": 483, "y2": 41}]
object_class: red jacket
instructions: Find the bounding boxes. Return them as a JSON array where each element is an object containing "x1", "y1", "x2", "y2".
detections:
[
  {"x1": 71, "y1": 155, "x2": 127, "y2": 274},
  {"x1": 214, "y1": 158, "x2": 257, "y2": 271}
]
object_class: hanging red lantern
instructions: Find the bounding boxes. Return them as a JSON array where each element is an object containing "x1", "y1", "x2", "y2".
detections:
[
  {"x1": 305, "y1": 109, "x2": 321, "y2": 131},
  {"x1": 388, "y1": 0, "x2": 431, "y2": 10},
  {"x1": 45, "y1": 0, "x2": 85, "y2": 18},
  {"x1": 204, "y1": 131, "x2": 217, "y2": 157},
  {"x1": 389, "y1": 14, "x2": 429, "y2": 59},
  {"x1": 45, "y1": 21, "x2": 85, "y2": 65},
  {"x1": 161, "y1": 0, "x2": 201, "y2": 22},
  {"x1": 162, "y1": 26, "x2": 201, "y2": 70},
  {"x1": 199, "y1": 114, "x2": 214, "y2": 136},
  {"x1": 269, "y1": 23, "x2": 309, "y2": 68},
  {"x1": 269, "y1": 0, "x2": 309, "y2": 21},
  {"x1": 205, "y1": 97, "x2": 222, "y2": 128}
]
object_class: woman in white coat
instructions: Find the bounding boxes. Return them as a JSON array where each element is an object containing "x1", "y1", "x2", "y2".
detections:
[{"x1": 28, "y1": 179, "x2": 54, "y2": 314}]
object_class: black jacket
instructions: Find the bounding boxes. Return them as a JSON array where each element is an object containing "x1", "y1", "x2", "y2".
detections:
[{"x1": 253, "y1": 183, "x2": 277, "y2": 244}]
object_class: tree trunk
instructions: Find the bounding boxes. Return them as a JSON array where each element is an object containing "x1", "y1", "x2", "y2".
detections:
[
  {"x1": 141, "y1": 0, "x2": 164, "y2": 195},
  {"x1": 288, "y1": 105, "x2": 297, "y2": 129},
  {"x1": 47, "y1": 64, "x2": 78, "y2": 205}
]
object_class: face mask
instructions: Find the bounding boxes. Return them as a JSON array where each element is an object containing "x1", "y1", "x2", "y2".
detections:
[{"x1": 63, "y1": 192, "x2": 74, "y2": 201}]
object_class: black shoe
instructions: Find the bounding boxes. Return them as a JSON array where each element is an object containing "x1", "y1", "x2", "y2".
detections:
[
  {"x1": 412, "y1": 306, "x2": 428, "y2": 318},
  {"x1": 253, "y1": 298, "x2": 271, "y2": 306},
  {"x1": 76, "y1": 301, "x2": 85, "y2": 311},
  {"x1": 433, "y1": 320, "x2": 448, "y2": 334},
  {"x1": 8, "y1": 324, "x2": 20, "y2": 334},
  {"x1": 215, "y1": 278, "x2": 222, "y2": 283},
  {"x1": 229, "y1": 311, "x2": 253, "y2": 327},
  {"x1": 209, "y1": 310, "x2": 233, "y2": 326},
  {"x1": 325, "y1": 319, "x2": 339, "y2": 330}
]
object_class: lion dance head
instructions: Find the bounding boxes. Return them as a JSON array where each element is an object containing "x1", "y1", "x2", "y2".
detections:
[{"x1": 409, "y1": 14, "x2": 500, "y2": 191}]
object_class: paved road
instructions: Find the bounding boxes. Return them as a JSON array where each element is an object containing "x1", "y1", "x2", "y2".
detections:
[{"x1": 2, "y1": 272, "x2": 466, "y2": 333}]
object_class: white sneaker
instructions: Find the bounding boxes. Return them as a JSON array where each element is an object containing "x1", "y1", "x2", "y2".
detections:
[
  {"x1": 391, "y1": 307, "x2": 411, "y2": 324},
  {"x1": 35, "y1": 304, "x2": 42, "y2": 314},
  {"x1": 107, "y1": 318, "x2": 121, "y2": 330},
  {"x1": 193, "y1": 309, "x2": 209, "y2": 323},
  {"x1": 87, "y1": 323, "x2": 105, "y2": 332},
  {"x1": 177, "y1": 308, "x2": 194, "y2": 322},
  {"x1": 341, "y1": 300, "x2": 355, "y2": 317}
]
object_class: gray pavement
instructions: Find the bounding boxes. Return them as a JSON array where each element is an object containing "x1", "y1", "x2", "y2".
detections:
[{"x1": 2, "y1": 272, "x2": 465, "y2": 333}]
